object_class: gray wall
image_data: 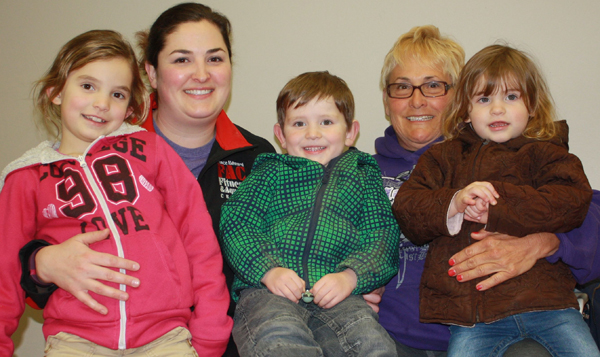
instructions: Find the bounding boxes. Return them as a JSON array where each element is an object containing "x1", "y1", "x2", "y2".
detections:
[{"x1": 1, "y1": 1, "x2": 599, "y2": 355}]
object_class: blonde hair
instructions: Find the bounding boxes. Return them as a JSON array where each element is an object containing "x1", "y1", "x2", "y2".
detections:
[
  {"x1": 35, "y1": 30, "x2": 149, "y2": 138},
  {"x1": 380, "y1": 25, "x2": 465, "y2": 90},
  {"x1": 276, "y1": 71, "x2": 354, "y2": 128},
  {"x1": 443, "y1": 44, "x2": 557, "y2": 141}
]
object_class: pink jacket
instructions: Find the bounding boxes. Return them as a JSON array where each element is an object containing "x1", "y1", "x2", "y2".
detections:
[{"x1": 0, "y1": 124, "x2": 232, "y2": 355}]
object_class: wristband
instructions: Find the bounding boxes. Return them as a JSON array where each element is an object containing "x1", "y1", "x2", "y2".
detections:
[{"x1": 29, "y1": 246, "x2": 54, "y2": 287}]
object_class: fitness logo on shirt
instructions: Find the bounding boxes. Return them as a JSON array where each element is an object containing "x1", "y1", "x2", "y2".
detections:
[{"x1": 218, "y1": 160, "x2": 246, "y2": 199}]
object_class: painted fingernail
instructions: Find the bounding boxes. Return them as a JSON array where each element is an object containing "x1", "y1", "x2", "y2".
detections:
[
  {"x1": 448, "y1": 259, "x2": 456, "y2": 266},
  {"x1": 457, "y1": 275, "x2": 463, "y2": 282},
  {"x1": 476, "y1": 284, "x2": 483, "y2": 291},
  {"x1": 448, "y1": 269, "x2": 456, "y2": 277}
]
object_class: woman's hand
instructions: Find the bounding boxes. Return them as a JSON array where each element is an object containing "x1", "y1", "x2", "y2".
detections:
[
  {"x1": 36, "y1": 229, "x2": 141, "y2": 315},
  {"x1": 362, "y1": 287, "x2": 385, "y2": 313},
  {"x1": 447, "y1": 229, "x2": 559, "y2": 290}
]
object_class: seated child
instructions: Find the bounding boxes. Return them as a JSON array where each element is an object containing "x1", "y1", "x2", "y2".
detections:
[
  {"x1": 220, "y1": 71, "x2": 399, "y2": 356},
  {"x1": 0, "y1": 30, "x2": 232, "y2": 356},
  {"x1": 394, "y1": 44, "x2": 598, "y2": 356}
]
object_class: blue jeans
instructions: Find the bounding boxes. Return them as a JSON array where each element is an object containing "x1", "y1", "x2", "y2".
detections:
[
  {"x1": 448, "y1": 309, "x2": 600, "y2": 357},
  {"x1": 232, "y1": 288, "x2": 396, "y2": 357}
]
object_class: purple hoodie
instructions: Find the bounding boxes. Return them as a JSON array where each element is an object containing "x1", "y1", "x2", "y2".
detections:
[{"x1": 373, "y1": 125, "x2": 600, "y2": 351}]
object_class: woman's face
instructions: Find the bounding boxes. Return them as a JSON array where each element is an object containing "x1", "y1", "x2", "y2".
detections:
[
  {"x1": 146, "y1": 20, "x2": 232, "y2": 126},
  {"x1": 383, "y1": 59, "x2": 452, "y2": 151}
]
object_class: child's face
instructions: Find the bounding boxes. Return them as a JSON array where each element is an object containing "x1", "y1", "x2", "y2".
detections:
[
  {"x1": 53, "y1": 58, "x2": 134, "y2": 155},
  {"x1": 274, "y1": 97, "x2": 358, "y2": 166},
  {"x1": 466, "y1": 78, "x2": 529, "y2": 143}
]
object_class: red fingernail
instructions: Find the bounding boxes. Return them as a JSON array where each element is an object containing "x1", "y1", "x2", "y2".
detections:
[
  {"x1": 476, "y1": 284, "x2": 483, "y2": 291},
  {"x1": 448, "y1": 269, "x2": 456, "y2": 277},
  {"x1": 449, "y1": 259, "x2": 455, "y2": 266},
  {"x1": 457, "y1": 275, "x2": 463, "y2": 281}
]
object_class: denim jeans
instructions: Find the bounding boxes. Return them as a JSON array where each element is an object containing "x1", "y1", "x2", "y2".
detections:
[
  {"x1": 394, "y1": 337, "x2": 549, "y2": 357},
  {"x1": 448, "y1": 308, "x2": 600, "y2": 357},
  {"x1": 232, "y1": 288, "x2": 396, "y2": 357}
]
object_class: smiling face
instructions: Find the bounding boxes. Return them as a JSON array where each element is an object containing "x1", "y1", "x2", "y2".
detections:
[
  {"x1": 145, "y1": 20, "x2": 232, "y2": 127},
  {"x1": 383, "y1": 59, "x2": 452, "y2": 151},
  {"x1": 53, "y1": 58, "x2": 133, "y2": 156},
  {"x1": 274, "y1": 97, "x2": 359, "y2": 166},
  {"x1": 467, "y1": 78, "x2": 529, "y2": 143}
]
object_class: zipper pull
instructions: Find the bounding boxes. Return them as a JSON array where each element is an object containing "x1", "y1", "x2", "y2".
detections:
[
  {"x1": 301, "y1": 289, "x2": 314, "y2": 303},
  {"x1": 77, "y1": 155, "x2": 87, "y2": 168}
]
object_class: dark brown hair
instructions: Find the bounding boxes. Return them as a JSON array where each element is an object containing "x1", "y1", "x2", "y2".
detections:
[{"x1": 137, "y1": 2, "x2": 232, "y2": 70}]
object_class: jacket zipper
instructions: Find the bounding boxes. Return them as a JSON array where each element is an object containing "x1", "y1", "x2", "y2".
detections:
[
  {"x1": 470, "y1": 139, "x2": 488, "y2": 324},
  {"x1": 301, "y1": 164, "x2": 333, "y2": 292},
  {"x1": 76, "y1": 138, "x2": 129, "y2": 349}
]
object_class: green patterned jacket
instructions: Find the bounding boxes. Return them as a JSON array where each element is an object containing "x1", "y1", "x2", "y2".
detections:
[{"x1": 220, "y1": 148, "x2": 400, "y2": 301}]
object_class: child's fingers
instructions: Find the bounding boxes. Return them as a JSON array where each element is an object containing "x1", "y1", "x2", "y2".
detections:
[
  {"x1": 464, "y1": 214, "x2": 480, "y2": 223},
  {"x1": 474, "y1": 198, "x2": 488, "y2": 211},
  {"x1": 73, "y1": 289, "x2": 108, "y2": 315},
  {"x1": 469, "y1": 186, "x2": 497, "y2": 205},
  {"x1": 282, "y1": 286, "x2": 300, "y2": 302}
]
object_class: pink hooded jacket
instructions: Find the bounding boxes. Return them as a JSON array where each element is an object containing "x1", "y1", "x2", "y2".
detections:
[{"x1": 0, "y1": 124, "x2": 232, "y2": 355}]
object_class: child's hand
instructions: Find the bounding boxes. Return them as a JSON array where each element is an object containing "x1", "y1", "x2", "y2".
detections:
[
  {"x1": 261, "y1": 267, "x2": 305, "y2": 303},
  {"x1": 311, "y1": 269, "x2": 357, "y2": 309},
  {"x1": 449, "y1": 181, "x2": 499, "y2": 218},
  {"x1": 464, "y1": 197, "x2": 489, "y2": 224}
]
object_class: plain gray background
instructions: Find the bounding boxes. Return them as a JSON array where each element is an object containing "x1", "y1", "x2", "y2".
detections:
[{"x1": 2, "y1": 1, "x2": 599, "y2": 355}]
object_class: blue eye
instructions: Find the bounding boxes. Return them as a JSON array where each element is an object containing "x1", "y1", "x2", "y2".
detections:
[{"x1": 477, "y1": 97, "x2": 490, "y2": 103}]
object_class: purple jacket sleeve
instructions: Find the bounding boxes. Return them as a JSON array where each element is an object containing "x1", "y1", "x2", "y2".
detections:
[{"x1": 547, "y1": 189, "x2": 600, "y2": 284}]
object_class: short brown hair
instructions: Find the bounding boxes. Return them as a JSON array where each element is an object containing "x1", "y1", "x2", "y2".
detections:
[
  {"x1": 443, "y1": 44, "x2": 557, "y2": 141},
  {"x1": 276, "y1": 71, "x2": 354, "y2": 128},
  {"x1": 35, "y1": 30, "x2": 148, "y2": 138}
]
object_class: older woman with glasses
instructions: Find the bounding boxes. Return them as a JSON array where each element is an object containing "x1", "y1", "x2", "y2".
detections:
[{"x1": 368, "y1": 25, "x2": 600, "y2": 357}]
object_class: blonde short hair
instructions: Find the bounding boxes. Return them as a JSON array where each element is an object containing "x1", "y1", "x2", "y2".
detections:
[{"x1": 380, "y1": 25, "x2": 465, "y2": 90}]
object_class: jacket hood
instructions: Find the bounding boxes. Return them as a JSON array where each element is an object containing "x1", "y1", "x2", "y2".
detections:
[
  {"x1": 375, "y1": 125, "x2": 442, "y2": 161},
  {"x1": 0, "y1": 123, "x2": 145, "y2": 190}
]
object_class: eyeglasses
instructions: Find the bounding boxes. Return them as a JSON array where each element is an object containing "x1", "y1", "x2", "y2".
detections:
[{"x1": 386, "y1": 81, "x2": 452, "y2": 99}]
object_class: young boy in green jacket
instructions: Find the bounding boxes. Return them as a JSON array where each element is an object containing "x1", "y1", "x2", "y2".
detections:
[{"x1": 220, "y1": 71, "x2": 399, "y2": 356}]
